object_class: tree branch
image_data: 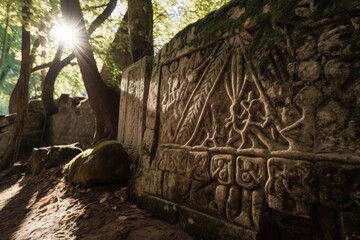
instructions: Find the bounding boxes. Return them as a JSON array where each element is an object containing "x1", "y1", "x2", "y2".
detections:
[
  {"x1": 31, "y1": 0, "x2": 117, "y2": 73},
  {"x1": 88, "y1": 0, "x2": 117, "y2": 35}
]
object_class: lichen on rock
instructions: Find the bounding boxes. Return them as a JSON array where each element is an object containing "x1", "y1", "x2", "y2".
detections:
[{"x1": 65, "y1": 141, "x2": 131, "y2": 187}]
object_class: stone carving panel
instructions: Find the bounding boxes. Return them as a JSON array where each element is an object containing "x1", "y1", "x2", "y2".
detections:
[
  {"x1": 209, "y1": 156, "x2": 266, "y2": 230},
  {"x1": 156, "y1": 20, "x2": 360, "y2": 157},
  {"x1": 135, "y1": 1, "x2": 360, "y2": 239},
  {"x1": 210, "y1": 155, "x2": 235, "y2": 186},
  {"x1": 266, "y1": 158, "x2": 318, "y2": 218}
]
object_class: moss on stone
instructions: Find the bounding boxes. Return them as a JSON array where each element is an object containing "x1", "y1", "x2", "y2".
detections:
[{"x1": 66, "y1": 140, "x2": 131, "y2": 186}]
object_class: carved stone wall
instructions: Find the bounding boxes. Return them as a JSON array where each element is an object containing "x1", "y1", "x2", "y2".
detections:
[
  {"x1": 118, "y1": 56, "x2": 152, "y2": 154},
  {"x1": 129, "y1": 1, "x2": 360, "y2": 239}
]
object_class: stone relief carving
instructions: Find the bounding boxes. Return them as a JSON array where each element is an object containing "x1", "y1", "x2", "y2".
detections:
[
  {"x1": 209, "y1": 156, "x2": 266, "y2": 230},
  {"x1": 136, "y1": 3, "x2": 360, "y2": 239},
  {"x1": 210, "y1": 155, "x2": 235, "y2": 186},
  {"x1": 157, "y1": 27, "x2": 360, "y2": 154},
  {"x1": 118, "y1": 57, "x2": 151, "y2": 154}
]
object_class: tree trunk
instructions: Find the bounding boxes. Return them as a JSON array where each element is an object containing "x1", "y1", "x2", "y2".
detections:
[
  {"x1": 42, "y1": 43, "x2": 64, "y2": 115},
  {"x1": 0, "y1": 2, "x2": 12, "y2": 84},
  {"x1": 1, "y1": 0, "x2": 32, "y2": 169},
  {"x1": 60, "y1": 0, "x2": 120, "y2": 142},
  {"x1": 40, "y1": 0, "x2": 117, "y2": 118},
  {"x1": 100, "y1": 12, "x2": 132, "y2": 84},
  {"x1": 0, "y1": 2, "x2": 10, "y2": 71},
  {"x1": 9, "y1": 36, "x2": 41, "y2": 114},
  {"x1": 128, "y1": 0, "x2": 154, "y2": 62}
]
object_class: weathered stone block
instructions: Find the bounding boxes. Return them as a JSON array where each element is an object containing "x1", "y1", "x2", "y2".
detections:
[
  {"x1": 339, "y1": 209, "x2": 360, "y2": 240},
  {"x1": 28, "y1": 144, "x2": 82, "y2": 174},
  {"x1": 47, "y1": 96, "x2": 95, "y2": 149},
  {"x1": 118, "y1": 56, "x2": 152, "y2": 155}
]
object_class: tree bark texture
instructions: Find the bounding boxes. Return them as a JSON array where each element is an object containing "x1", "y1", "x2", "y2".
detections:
[
  {"x1": 60, "y1": 0, "x2": 120, "y2": 142},
  {"x1": 128, "y1": 0, "x2": 154, "y2": 62},
  {"x1": 1, "y1": 0, "x2": 31, "y2": 168},
  {"x1": 41, "y1": 43, "x2": 64, "y2": 115}
]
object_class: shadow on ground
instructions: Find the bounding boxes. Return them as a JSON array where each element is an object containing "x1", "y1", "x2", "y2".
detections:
[{"x1": 0, "y1": 158, "x2": 193, "y2": 240}]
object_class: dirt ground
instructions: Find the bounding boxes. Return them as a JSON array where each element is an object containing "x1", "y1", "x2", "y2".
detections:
[{"x1": 0, "y1": 154, "x2": 193, "y2": 240}]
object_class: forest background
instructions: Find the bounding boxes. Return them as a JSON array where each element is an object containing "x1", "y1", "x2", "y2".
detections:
[{"x1": 0, "y1": 0, "x2": 229, "y2": 115}]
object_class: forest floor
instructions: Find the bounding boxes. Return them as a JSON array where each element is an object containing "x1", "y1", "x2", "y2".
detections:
[{"x1": 0, "y1": 153, "x2": 193, "y2": 240}]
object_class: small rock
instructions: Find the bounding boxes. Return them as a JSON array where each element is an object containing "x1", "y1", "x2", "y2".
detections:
[
  {"x1": 296, "y1": 38, "x2": 316, "y2": 60},
  {"x1": 324, "y1": 59, "x2": 350, "y2": 83},
  {"x1": 298, "y1": 60, "x2": 321, "y2": 82}
]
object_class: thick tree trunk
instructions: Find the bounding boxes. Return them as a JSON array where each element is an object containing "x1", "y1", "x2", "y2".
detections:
[
  {"x1": 0, "y1": 2, "x2": 10, "y2": 71},
  {"x1": 1, "y1": 0, "x2": 31, "y2": 169},
  {"x1": 9, "y1": 36, "x2": 41, "y2": 114},
  {"x1": 100, "y1": 12, "x2": 132, "y2": 84},
  {"x1": 128, "y1": 0, "x2": 154, "y2": 62},
  {"x1": 60, "y1": 0, "x2": 120, "y2": 142}
]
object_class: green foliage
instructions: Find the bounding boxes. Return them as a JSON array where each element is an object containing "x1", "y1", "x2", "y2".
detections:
[
  {"x1": 153, "y1": 0, "x2": 230, "y2": 51},
  {"x1": 0, "y1": 0, "x2": 231, "y2": 115}
]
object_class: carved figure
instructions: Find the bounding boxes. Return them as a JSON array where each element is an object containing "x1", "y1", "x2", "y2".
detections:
[
  {"x1": 201, "y1": 102, "x2": 227, "y2": 147},
  {"x1": 280, "y1": 86, "x2": 323, "y2": 151},
  {"x1": 224, "y1": 49, "x2": 247, "y2": 147}
]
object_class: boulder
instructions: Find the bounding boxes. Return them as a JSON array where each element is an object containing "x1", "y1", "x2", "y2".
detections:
[
  {"x1": 28, "y1": 143, "x2": 82, "y2": 174},
  {"x1": 65, "y1": 141, "x2": 131, "y2": 186}
]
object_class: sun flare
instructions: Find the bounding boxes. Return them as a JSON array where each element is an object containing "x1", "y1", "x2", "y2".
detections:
[{"x1": 51, "y1": 22, "x2": 79, "y2": 47}]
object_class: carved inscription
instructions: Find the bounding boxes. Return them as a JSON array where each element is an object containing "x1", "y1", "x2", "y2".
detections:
[{"x1": 118, "y1": 57, "x2": 152, "y2": 154}]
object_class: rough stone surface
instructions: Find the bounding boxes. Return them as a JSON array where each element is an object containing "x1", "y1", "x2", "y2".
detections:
[
  {"x1": 0, "y1": 100, "x2": 45, "y2": 158},
  {"x1": 66, "y1": 141, "x2": 131, "y2": 187},
  {"x1": 118, "y1": 56, "x2": 152, "y2": 155},
  {"x1": 125, "y1": 0, "x2": 360, "y2": 239},
  {"x1": 46, "y1": 95, "x2": 95, "y2": 149},
  {"x1": 21, "y1": 101, "x2": 45, "y2": 151},
  {"x1": 28, "y1": 143, "x2": 82, "y2": 174},
  {"x1": 0, "y1": 96, "x2": 94, "y2": 164}
]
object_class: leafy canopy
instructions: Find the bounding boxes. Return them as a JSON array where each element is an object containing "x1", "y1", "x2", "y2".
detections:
[{"x1": 0, "y1": 0, "x2": 230, "y2": 115}]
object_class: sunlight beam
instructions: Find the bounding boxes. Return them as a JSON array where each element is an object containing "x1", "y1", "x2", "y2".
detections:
[{"x1": 50, "y1": 22, "x2": 79, "y2": 47}]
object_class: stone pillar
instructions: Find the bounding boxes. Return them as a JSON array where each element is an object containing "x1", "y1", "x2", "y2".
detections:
[{"x1": 118, "y1": 56, "x2": 153, "y2": 155}]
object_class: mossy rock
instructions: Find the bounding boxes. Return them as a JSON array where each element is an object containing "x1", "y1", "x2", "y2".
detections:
[{"x1": 65, "y1": 141, "x2": 131, "y2": 186}]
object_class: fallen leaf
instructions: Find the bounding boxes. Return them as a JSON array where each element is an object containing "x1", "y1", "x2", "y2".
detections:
[
  {"x1": 118, "y1": 215, "x2": 128, "y2": 221},
  {"x1": 99, "y1": 197, "x2": 107, "y2": 204}
]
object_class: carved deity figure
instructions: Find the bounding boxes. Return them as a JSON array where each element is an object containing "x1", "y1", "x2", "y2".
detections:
[{"x1": 280, "y1": 86, "x2": 323, "y2": 151}]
